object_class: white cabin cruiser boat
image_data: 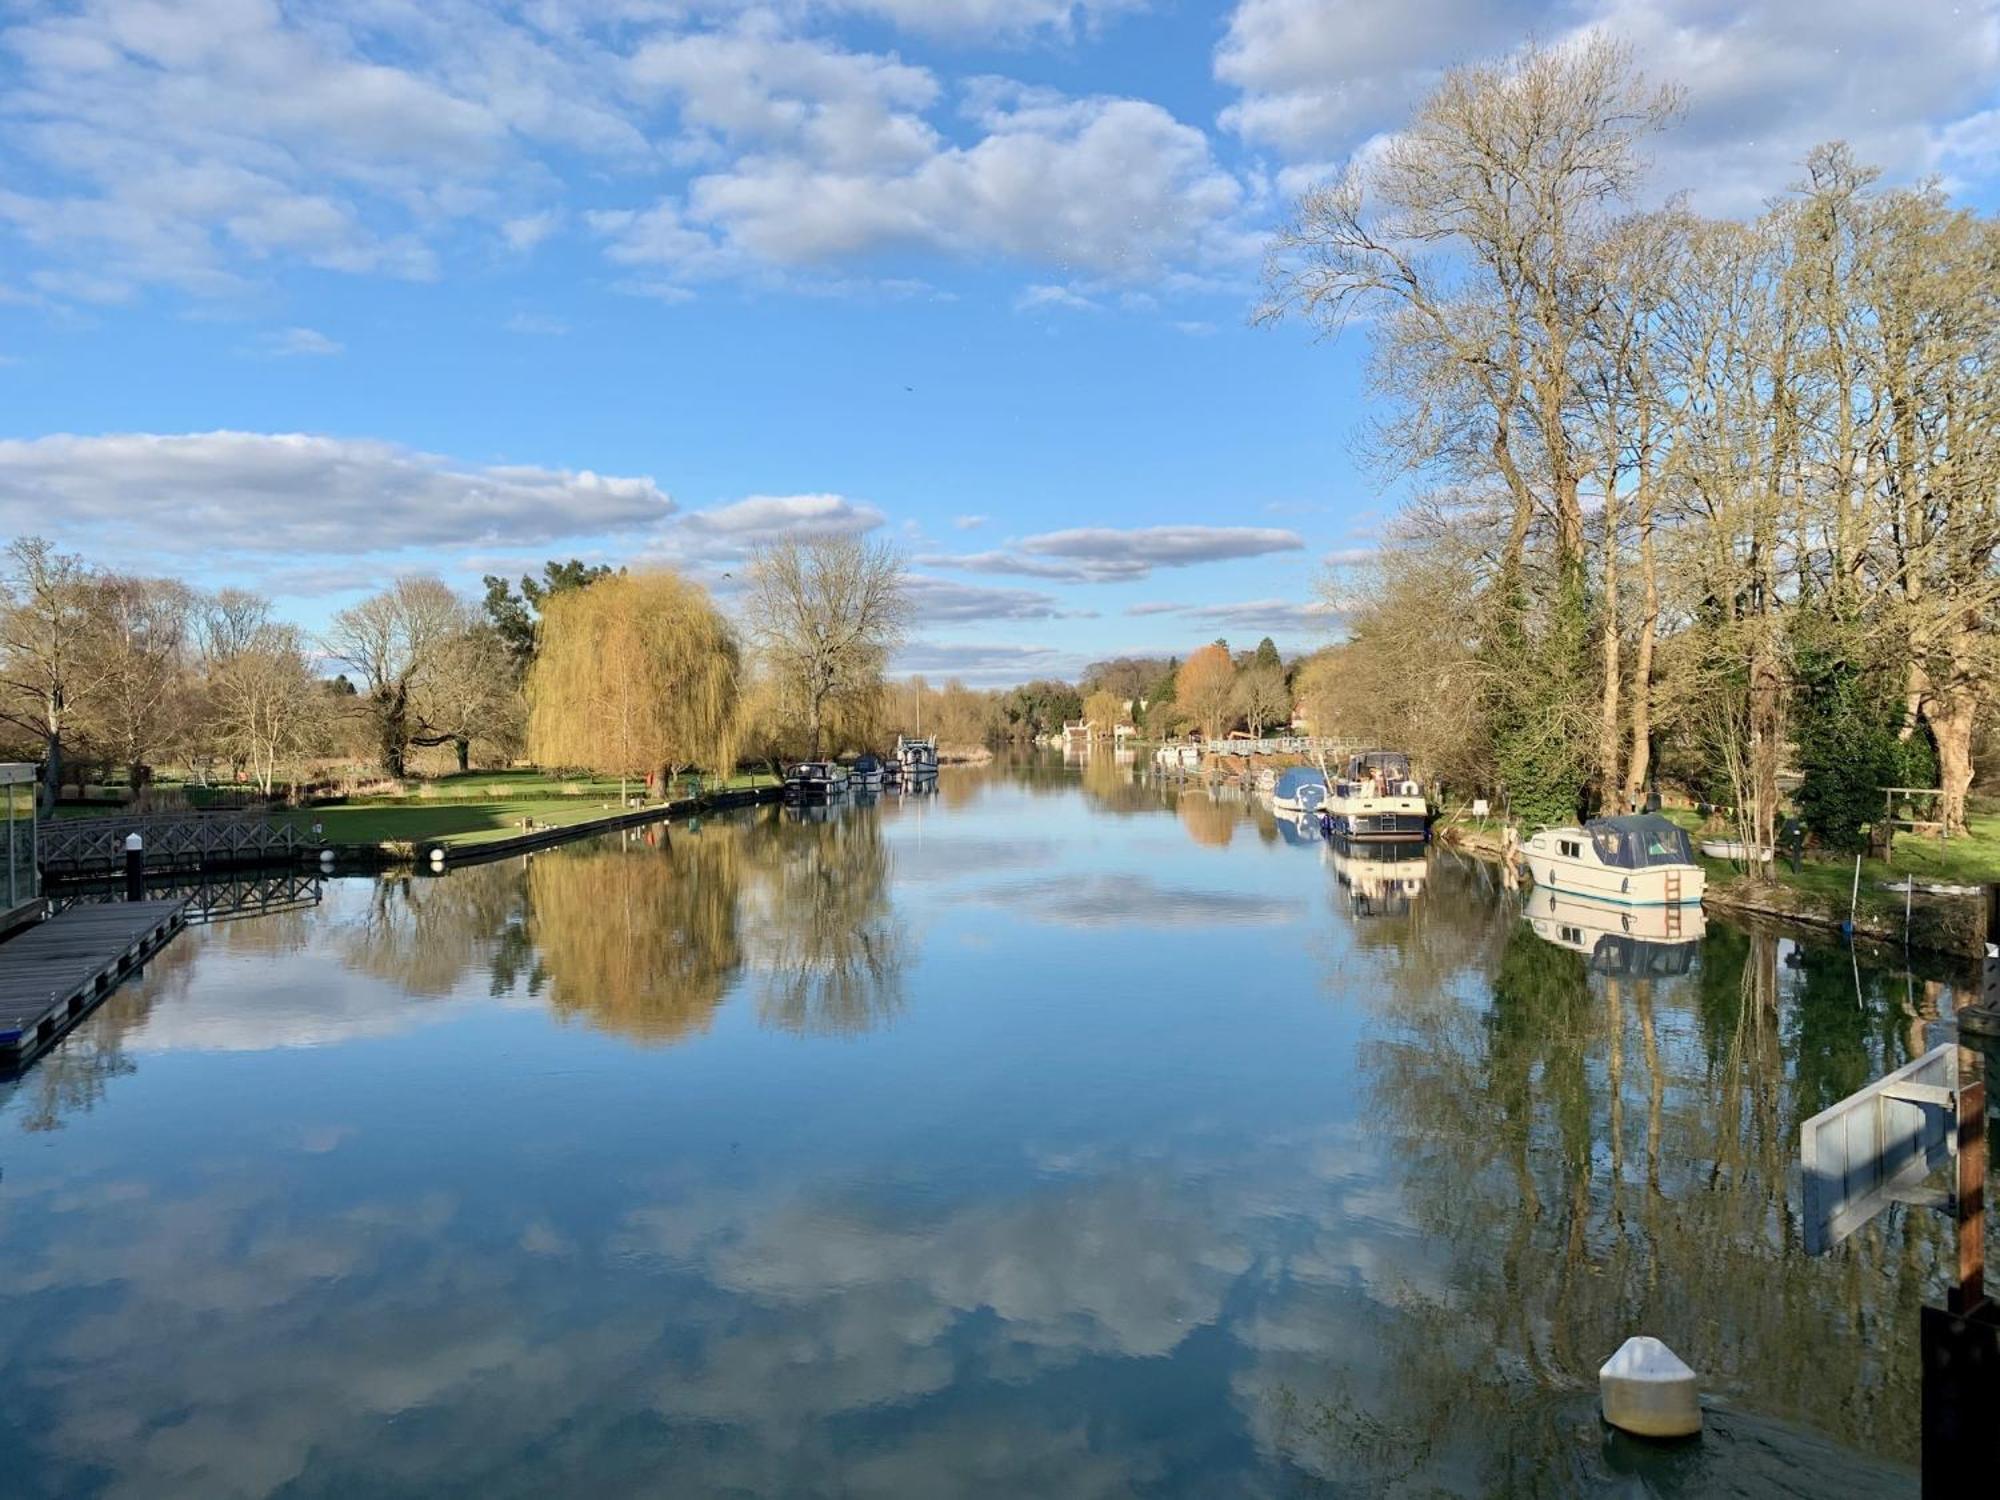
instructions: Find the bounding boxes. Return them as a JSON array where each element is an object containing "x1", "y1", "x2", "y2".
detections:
[
  {"x1": 895, "y1": 735, "x2": 939, "y2": 778},
  {"x1": 1526, "y1": 890, "x2": 1705, "y2": 975},
  {"x1": 1324, "y1": 750, "x2": 1429, "y2": 843},
  {"x1": 1524, "y1": 814, "x2": 1703, "y2": 907},
  {"x1": 849, "y1": 753, "x2": 887, "y2": 790}
]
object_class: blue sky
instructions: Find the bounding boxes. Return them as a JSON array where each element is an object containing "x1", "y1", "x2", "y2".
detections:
[{"x1": 2, "y1": 1, "x2": 1997, "y2": 685}]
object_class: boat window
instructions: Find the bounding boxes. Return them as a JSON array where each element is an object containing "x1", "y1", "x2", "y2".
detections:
[{"x1": 1559, "y1": 839, "x2": 1581, "y2": 858}]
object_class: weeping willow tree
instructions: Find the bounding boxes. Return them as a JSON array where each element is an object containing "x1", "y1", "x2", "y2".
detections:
[{"x1": 526, "y1": 570, "x2": 741, "y2": 798}]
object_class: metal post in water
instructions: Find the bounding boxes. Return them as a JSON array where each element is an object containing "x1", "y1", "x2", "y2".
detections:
[{"x1": 124, "y1": 831, "x2": 144, "y2": 901}]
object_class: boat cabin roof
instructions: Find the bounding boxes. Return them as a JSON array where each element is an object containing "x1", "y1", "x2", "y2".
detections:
[
  {"x1": 1581, "y1": 814, "x2": 1694, "y2": 869},
  {"x1": 1274, "y1": 766, "x2": 1328, "y2": 794}
]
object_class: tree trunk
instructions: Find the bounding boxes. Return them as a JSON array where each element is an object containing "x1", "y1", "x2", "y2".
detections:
[
  {"x1": 1596, "y1": 482, "x2": 1621, "y2": 805},
  {"x1": 455, "y1": 736, "x2": 471, "y2": 773},
  {"x1": 1748, "y1": 639, "x2": 1784, "y2": 878},
  {"x1": 1622, "y1": 523, "x2": 1658, "y2": 807},
  {"x1": 1923, "y1": 684, "x2": 1977, "y2": 836}
]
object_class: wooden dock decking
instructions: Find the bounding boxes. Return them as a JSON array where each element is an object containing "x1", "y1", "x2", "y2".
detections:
[{"x1": 0, "y1": 900, "x2": 187, "y2": 1071}]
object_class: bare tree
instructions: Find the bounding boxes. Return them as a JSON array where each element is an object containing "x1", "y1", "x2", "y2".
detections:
[
  {"x1": 322, "y1": 577, "x2": 477, "y2": 776},
  {"x1": 207, "y1": 623, "x2": 324, "y2": 793},
  {"x1": 1232, "y1": 665, "x2": 1290, "y2": 740},
  {"x1": 1262, "y1": 36, "x2": 1682, "y2": 579},
  {"x1": 82, "y1": 574, "x2": 193, "y2": 790},
  {"x1": 743, "y1": 537, "x2": 908, "y2": 759},
  {"x1": 0, "y1": 538, "x2": 102, "y2": 808}
]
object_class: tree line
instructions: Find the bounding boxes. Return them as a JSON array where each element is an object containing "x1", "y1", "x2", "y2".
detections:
[
  {"x1": 0, "y1": 534, "x2": 915, "y2": 806},
  {"x1": 1262, "y1": 36, "x2": 1998, "y2": 853}
]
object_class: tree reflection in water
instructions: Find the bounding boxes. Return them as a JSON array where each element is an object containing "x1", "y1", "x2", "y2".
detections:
[
  {"x1": 340, "y1": 862, "x2": 531, "y2": 998},
  {"x1": 1271, "y1": 885, "x2": 1964, "y2": 1488},
  {"x1": 745, "y1": 805, "x2": 906, "y2": 1037},
  {"x1": 527, "y1": 821, "x2": 746, "y2": 1044}
]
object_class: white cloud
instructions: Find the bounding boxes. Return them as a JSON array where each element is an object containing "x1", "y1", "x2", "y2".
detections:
[
  {"x1": 252, "y1": 326, "x2": 343, "y2": 358},
  {"x1": 902, "y1": 575, "x2": 1074, "y2": 624},
  {"x1": 919, "y1": 525, "x2": 1303, "y2": 583},
  {"x1": 822, "y1": 0, "x2": 1143, "y2": 41},
  {"x1": 1014, "y1": 283, "x2": 1099, "y2": 313},
  {"x1": 1218, "y1": 0, "x2": 2000, "y2": 213},
  {"x1": 893, "y1": 640, "x2": 1077, "y2": 684},
  {"x1": 599, "y1": 27, "x2": 1248, "y2": 287},
  {"x1": 680, "y1": 492, "x2": 886, "y2": 539},
  {"x1": 952, "y1": 514, "x2": 988, "y2": 530},
  {"x1": 501, "y1": 211, "x2": 562, "y2": 252},
  {"x1": 0, "y1": 431, "x2": 673, "y2": 559},
  {"x1": 503, "y1": 311, "x2": 569, "y2": 336}
]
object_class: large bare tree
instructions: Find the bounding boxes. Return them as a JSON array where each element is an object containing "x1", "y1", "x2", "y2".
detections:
[
  {"x1": 0, "y1": 538, "x2": 102, "y2": 807},
  {"x1": 323, "y1": 576, "x2": 479, "y2": 777},
  {"x1": 743, "y1": 537, "x2": 907, "y2": 759}
]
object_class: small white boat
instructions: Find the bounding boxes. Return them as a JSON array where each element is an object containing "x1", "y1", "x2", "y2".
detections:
[
  {"x1": 1698, "y1": 837, "x2": 1771, "y2": 862},
  {"x1": 1524, "y1": 814, "x2": 1703, "y2": 906},
  {"x1": 849, "y1": 753, "x2": 887, "y2": 790}
]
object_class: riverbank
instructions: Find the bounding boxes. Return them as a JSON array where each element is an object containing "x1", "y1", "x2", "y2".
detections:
[
  {"x1": 280, "y1": 770, "x2": 777, "y2": 849},
  {"x1": 311, "y1": 777, "x2": 784, "y2": 868},
  {"x1": 1439, "y1": 817, "x2": 1991, "y2": 959}
]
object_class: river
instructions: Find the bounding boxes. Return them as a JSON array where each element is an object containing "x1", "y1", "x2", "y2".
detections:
[{"x1": 0, "y1": 756, "x2": 1979, "y2": 1496}]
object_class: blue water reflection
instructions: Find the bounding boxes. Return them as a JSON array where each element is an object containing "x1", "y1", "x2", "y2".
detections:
[{"x1": 0, "y1": 757, "x2": 1962, "y2": 1495}]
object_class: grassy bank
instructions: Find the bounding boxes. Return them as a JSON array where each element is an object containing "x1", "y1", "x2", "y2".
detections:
[{"x1": 278, "y1": 769, "x2": 780, "y2": 849}]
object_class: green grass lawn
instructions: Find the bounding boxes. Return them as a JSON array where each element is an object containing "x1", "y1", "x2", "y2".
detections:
[{"x1": 277, "y1": 770, "x2": 779, "y2": 849}]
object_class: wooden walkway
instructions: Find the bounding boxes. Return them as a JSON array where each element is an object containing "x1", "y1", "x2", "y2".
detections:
[{"x1": 0, "y1": 900, "x2": 187, "y2": 1071}]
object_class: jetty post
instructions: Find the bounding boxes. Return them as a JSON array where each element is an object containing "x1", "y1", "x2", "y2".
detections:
[{"x1": 124, "y1": 832, "x2": 145, "y2": 901}]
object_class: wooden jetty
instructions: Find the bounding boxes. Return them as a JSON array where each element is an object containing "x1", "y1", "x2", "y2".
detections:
[{"x1": 0, "y1": 900, "x2": 187, "y2": 1071}]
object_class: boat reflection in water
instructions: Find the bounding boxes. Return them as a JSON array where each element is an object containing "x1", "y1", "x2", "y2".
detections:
[
  {"x1": 1524, "y1": 887, "x2": 1707, "y2": 976},
  {"x1": 1328, "y1": 837, "x2": 1428, "y2": 916}
]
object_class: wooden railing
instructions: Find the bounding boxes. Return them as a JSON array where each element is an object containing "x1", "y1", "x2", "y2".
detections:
[{"x1": 39, "y1": 811, "x2": 299, "y2": 879}]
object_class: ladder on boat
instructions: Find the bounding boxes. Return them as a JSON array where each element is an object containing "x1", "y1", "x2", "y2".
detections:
[{"x1": 1664, "y1": 871, "x2": 1683, "y2": 937}]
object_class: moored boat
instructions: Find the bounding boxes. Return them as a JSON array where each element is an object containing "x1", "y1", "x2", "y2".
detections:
[
  {"x1": 895, "y1": 735, "x2": 939, "y2": 778},
  {"x1": 850, "y1": 753, "x2": 886, "y2": 790},
  {"x1": 1323, "y1": 750, "x2": 1429, "y2": 842},
  {"x1": 1523, "y1": 814, "x2": 1703, "y2": 906},
  {"x1": 1271, "y1": 766, "x2": 1328, "y2": 815},
  {"x1": 782, "y1": 760, "x2": 850, "y2": 800}
]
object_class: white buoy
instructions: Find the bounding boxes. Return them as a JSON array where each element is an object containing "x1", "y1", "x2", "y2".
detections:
[
  {"x1": 429, "y1": 847, "x2": 445, "y2": 867},
  {"x1": 319, "y1": 849, "x2": 335, "y2": 866},
  {"x1": 1599, "y1": 1336, "x2": 1701, "y2": 1438}
]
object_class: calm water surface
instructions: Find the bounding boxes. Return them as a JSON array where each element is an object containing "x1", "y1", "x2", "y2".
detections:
[{"x1": 0, "y1": 758, "x2": 1980, "y2": 1496}]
